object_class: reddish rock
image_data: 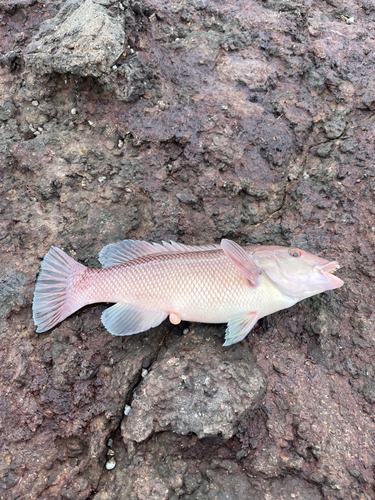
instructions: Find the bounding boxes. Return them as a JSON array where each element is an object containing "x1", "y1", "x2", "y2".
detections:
[{"x1": 1, "y1": 0, "x2": 374, "y2": 498}]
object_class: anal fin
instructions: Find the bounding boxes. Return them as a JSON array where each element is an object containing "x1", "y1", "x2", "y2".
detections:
[
  {"x1": 101, "y1": 303, "x2": 168, "y2": 336},
  {"x1": 223, "y1": 311, "x2": 260, "y2": 347}
]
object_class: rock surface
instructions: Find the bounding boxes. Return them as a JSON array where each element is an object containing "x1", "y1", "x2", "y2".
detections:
[
  {"x1": 122, "y1": 325, "x2": 266, "y2": 442},
  {"x1": 1, "y1": 0, "x2": 375, "y2": 499},
  {"x1": 23, "y1": 0, "x2": 125, "y2": 79}
]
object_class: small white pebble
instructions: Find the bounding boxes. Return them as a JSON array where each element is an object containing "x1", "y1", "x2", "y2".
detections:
[
  {"x1": 37, "y1": 127, "x2": 43, "y2": 132},
  {"x1": 71, "y1": 108, "x2": 77, "y2": 115},
  {"x1": 183, "y1": 328, "x2": 189, "y2": 335},
  {"x1": 124, "y1": 405, "x2": 131, "y2": 415},
  {"x1": 33, "y1": 131, "x2": 40, "y2": 136},
  {"x1": 125, "y1": 188, "x2": 132, "y2": 193},
  {"x1": 346, "y1": 17, "x2": 354, "y2": 24},
  {"x1": 28, "y1": 123, "x2": 36, "y2": 132},
  {"x1": 118, "y1": 139, "x2": 124, "y2": 148},
  {"x1": 119, "y1": 2, "x2": 124, "y2": 9},
  {"x1": 105, "y1": 457, "x2": 116, "y2": 470},
  {"x1": 112, "y1": 65, "x2": 117, "y2": 70},
  {"x1": 88, "y1": 120, "x2": 95, "y2": 126},
  {"x1": 141, "y1": 369, "x2": 148, "y2": 377},
  {"x1": 98, "y1": 176, "x2": 106, "y2": 183},
  {"x1": 107, "y1": 449, "x2": 115, "y2": 456},
  {"x1": 31, "y1": 100, "x2": 39, "y2": 106},
  {"x1": 166, "y1": 356, "x2": 180, "y2": 367},
  {"x1": 130, "y1": 48, "x2": 134, "y2": 54},
  {"x1": 107, "y1": 438, "x2": 113, "y2": 447},
  {"x1": 133, "y1": 392, "x2": 137, "y2": 398}
]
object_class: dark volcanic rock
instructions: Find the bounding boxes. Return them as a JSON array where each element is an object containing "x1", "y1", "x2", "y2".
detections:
[
  {"x1": 122, "y1": 325, "x2": 266, "y2": 442},
  {"x1": 1, "y1": 0, "x2": 375, "y2": 498}
]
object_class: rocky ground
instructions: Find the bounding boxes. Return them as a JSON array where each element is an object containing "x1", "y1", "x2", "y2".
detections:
[{"x1": 1, "y1": 0, "x2": 375, "y2": 498}]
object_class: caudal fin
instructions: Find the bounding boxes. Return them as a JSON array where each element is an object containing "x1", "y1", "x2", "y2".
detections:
[{"x1": 33, "y1": 247, "x2": 86, "y2": 333}]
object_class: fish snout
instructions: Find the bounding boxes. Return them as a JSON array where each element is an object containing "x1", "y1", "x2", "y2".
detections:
[{"x1": 314, "y1": 261, "x2": 344, "y2": 290}]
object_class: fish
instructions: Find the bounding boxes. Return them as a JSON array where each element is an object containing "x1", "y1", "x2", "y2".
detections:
[{"x1": 32, "y1": 239, "x2": 344, "y2": 346}]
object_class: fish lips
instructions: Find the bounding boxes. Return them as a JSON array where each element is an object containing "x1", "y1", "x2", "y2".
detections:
[{"x1": 314, "y1": 261, "x2": 344, "y2": 290}]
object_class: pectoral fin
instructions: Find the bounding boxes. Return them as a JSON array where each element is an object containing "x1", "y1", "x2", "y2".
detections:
[
  {"x1": 102, "y1": 303, "x2": 168, "y2": 336},
  {"x1": 220, "y1": 239, "x2": 260, "y2": 287},
  {"x1": 223, "y1": 311, "x2": 260, "y2": 346}
]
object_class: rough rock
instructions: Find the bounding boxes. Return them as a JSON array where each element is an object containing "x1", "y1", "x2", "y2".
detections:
[
  {"x1": 23, "y1": 0, "x2": 125, "y2": 79},
  {"x1": 1, "y1": 0, "x2": 375, "y2": 498},
  {"x1": 122, "y1": 325, "x2": 266, "y2": 442}
]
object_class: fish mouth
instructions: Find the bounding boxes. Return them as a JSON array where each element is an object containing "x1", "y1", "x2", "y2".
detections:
[
  {"x1": 315, "y1": 261, "x2": 344, "y2": 289},
  {"x1": 317, "y1": 261, "x2": 340, "y2": 274}
]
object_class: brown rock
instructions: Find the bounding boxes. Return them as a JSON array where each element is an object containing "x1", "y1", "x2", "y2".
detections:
[{"x1": 1, "y1": 0, "x2": 375, "y2": 498}]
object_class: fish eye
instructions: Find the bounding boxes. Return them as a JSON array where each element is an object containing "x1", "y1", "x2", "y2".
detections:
[{"x1": 289, "y1": 248, "x2": 302, "y2": 258}]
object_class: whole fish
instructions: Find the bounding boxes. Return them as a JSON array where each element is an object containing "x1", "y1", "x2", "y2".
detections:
[{"x1": 33, "y1": 239, "x2": 344, "y2": 346}]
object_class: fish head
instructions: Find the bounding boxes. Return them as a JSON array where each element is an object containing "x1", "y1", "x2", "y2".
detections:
[{"x1": 252, "y1": 246, "x2": 344, "y2": 299}]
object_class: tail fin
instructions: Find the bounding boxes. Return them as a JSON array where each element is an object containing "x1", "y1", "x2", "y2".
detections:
[{"x1": 33, "y1": 247, "x2": 86, "y2": 333}]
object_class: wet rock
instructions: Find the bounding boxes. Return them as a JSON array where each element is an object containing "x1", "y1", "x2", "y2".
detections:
[{"x1": 122, "y1": 326, "x2": 266, "y2": 442}]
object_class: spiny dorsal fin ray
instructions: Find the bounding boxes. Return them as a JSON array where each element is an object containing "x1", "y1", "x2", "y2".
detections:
[{"x1": 99, "y1": 239, "x2": 221, "y2": 268}]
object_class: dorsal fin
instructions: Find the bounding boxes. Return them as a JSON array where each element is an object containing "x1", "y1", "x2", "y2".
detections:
[{"x1": 99, "y1": 240, "x2": 220, "y2": 268}]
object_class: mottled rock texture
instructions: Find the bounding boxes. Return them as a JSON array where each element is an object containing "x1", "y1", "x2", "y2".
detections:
[
  {"x1": 0, "y1": 0, "x2": 375, "y2": 499},
  {"x1": 122, "y1": 326, "x2": 266, "y2": 442}
]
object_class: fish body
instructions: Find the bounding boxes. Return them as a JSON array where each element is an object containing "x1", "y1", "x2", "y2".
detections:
[{"x1": 33, "y1": 239, "x2": 344, "y2": 346}]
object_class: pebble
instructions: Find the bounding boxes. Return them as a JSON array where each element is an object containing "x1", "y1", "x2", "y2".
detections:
[
  {"x1": 71, "y1": 108, "x2": 77, "y2": 115},
  {"x1": 112, "y1": 65, "x2": 117, "y2": 70},
  {"x1": 105, "y1": 457, "x2": 116, "y2": 470},
  {"x1": 31, "y1": 100, "x2": 39, "y2": 106},
  {"x1": 183, "y1": 328, "x2": 189, "y2": 335},
  {"x1": 88, "y1": 120, "x2": 95, "y2": 126},
  {"x1": 124, "y1": 405, "x2": 131, "y2": 415},
  {"x1": 119, "y1": 2, "x2": 124, "y2": 9},
  {"x1": 107, "y1": 438, "x2": 113, "y2": 447},
  {"x1": 118, "y1": 139, "x2": 124, "y2": 148},
  {"x1": 141, "y1": 368, "x2": 148, "y2": 378},
  {"x1": 107, "y1": 449, "x2": 115, "y2": 456},
  {"x1": 98, "y1": 176, "x2": 106, "y2": 183}
]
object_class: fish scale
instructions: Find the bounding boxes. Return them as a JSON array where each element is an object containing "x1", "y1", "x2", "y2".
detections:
[{"x1": 32, "y1": 239, "x2": 344, "y2": 346}]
